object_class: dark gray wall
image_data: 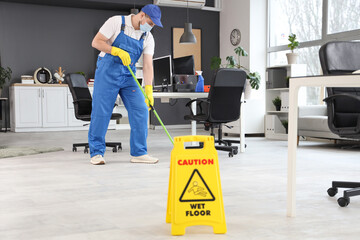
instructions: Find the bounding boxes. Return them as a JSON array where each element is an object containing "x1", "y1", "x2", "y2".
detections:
[{"x1": 0, "y1": 1, "x2": 219, "y2": 128}]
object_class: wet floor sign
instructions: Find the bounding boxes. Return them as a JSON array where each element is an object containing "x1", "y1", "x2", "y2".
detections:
[{"x1": 166, "y1": 135, "x2": 226, "y2": 235}]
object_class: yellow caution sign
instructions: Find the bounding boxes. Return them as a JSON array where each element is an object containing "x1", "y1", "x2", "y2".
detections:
[{"x1": 166, "y1": 135, "x2": 226, "y2": 235}]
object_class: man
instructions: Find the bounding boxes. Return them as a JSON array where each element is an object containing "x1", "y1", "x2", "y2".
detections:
[{"x1": 89, "y1": 4, "x2": 162, "y2": 165}]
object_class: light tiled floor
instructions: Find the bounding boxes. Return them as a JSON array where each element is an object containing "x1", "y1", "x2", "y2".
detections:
[{"x1": 0, "y1": 129, "x2": 360, "y2": 239}]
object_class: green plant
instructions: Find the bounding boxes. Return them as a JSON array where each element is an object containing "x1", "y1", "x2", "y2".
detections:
[
  {"x1": 0, "y1": 66, "x2": 12, "y2": 89},
  {"x1": 288, "y1": 33, "x2": 299, "y2": 53},
  {"x1": 210, "y1": 46, "x2": 261, "y2": 90},
  {"x1": 272, "y1": 96, "x2": 281, "y2": 107},
  {"x1": 76, "y1": 72, "x2": 86, "y2": 77},
  {"x1": 281, "y1": 119, "x2": 288, "y2": 133}
]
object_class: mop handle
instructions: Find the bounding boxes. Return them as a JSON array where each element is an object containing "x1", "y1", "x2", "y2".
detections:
[{"x1": 126, "y1": 66, "x2": 174, "y2": 145}]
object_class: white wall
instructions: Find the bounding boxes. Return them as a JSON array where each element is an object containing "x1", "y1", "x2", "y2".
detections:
[{"x1": 220, "y1": 0, "x2": 266, "y2": 134}]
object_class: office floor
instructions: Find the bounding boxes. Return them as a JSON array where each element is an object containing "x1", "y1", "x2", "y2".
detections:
[{"x1": 0, "y1": 129, "x2": 360, "y2": 240}]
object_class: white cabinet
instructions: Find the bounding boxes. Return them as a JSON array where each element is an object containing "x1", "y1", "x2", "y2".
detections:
[
  {"x1": 265, "y1": 64, "x2": 307, "y2": 140},
  {"x1": 10, "y1": 84, "x2": 116, "y2": 132},
  {"x1": 42, "y1": 87, "x2": 68, "y2": 127},
  {"x1": 10, "y1": 85, "x2": 67, "y2": 131},
  {"x1": 12, "y1": 86, "x2": 42, "y2": 128}
]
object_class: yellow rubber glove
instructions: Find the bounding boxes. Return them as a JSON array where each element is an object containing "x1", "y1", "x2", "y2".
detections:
[
  {"x1": 111, "y1": 47, "x2": 131, "y2": 66},
  {"x1": 145, "y1": 85, "x2": 154, "y2": 110}
]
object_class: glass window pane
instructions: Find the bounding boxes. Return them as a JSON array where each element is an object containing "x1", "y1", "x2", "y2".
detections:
[
  {"x1": 269, "y1": 0, "x2": 322, "y2": 47},
  {"x1": 328, "y1": 0, "x2": 360, "y2": 34}
]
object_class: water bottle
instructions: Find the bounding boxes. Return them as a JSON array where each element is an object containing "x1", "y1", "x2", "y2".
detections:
[{"x1": 195, "y1": 71, "x2": 204, "y2": 92}]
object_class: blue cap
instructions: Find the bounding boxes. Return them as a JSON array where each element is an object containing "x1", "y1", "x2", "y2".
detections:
[{"x1": 141, "y1": 4, "x2": 163, "y2": 28}]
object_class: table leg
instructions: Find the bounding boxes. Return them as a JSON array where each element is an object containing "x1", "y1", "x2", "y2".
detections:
[
  {"x1": 191, "y1": 100, "x2": 197, "y2": 145},
  {"x1": 287, "y1": 85, "x2": 299, "y2": 217},
  {"x1": 240, "y1": 99, "x2": 245, "y2": 153}
]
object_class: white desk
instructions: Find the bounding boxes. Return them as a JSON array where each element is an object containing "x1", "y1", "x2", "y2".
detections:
[
  {"x1": 287, "y1": 74, "x2": 360, "y2": 217},
  {"x1": 153, "y1": 92, "x2": 246, "y2": 152}
]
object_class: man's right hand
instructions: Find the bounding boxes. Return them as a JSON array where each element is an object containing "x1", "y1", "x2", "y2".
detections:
[{"x1": 111, "y1": 47, "x2": 131, "y2": 66}]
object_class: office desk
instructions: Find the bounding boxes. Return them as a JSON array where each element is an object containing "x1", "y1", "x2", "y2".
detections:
[
  {"x1": 153, "y1": 92, "x2": 246, "y2": 152},
  {"x1": 287, "y1": 74, "x2": 360, "y2": 217}
]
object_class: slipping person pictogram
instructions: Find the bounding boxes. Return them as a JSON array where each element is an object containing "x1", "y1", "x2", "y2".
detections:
[{"x1": 188, "y1": 181, "x2": 207, "y2": 197}]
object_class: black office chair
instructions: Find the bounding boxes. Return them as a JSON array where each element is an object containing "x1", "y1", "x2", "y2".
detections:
[
  {"x1": 319, "y1": 41, "x2": 360, "y2": 207},
  {"x1": 66, "y1": 73, "x2": 122, "y2": 153},
  {"x1": 184, "y1": 68, "x2": 246, "y2": 157}
]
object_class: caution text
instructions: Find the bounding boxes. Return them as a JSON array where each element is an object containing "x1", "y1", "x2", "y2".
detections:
[{"x1": 178, "y1": 159, "x2": 214, "y2": 166}]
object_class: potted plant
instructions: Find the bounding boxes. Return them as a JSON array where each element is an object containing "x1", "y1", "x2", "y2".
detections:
[
  {"x1": 211, "y1": 46, "x2": 261, "y2": 97},
  {"x1": 281, "y1": 119, "x2": 288, "y2": 134},
  {"x1": 272, "y1": 96, "x2": 281, "y2": 111},
  {"x1": 0, "y1": 66, "x2": 12, "y2": 96},
  {"x1": 286, "y1": 33, "x2": 299, "y2": 64}
]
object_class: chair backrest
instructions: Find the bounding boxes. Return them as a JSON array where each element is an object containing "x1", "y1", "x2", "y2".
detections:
[
  {"x1": 207, "y1": 68, "x2": 247, "y2": 123},
  {"x1": 65, "y1": 73, "x2": 92, "y2": 120},
  {"x1": 319, "y1": 41, "x2": 360, "y2": 133}
]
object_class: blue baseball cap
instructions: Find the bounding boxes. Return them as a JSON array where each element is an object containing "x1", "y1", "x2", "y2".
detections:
[{"x1": 141, "y1": 4, "x2": 163, "y2": 28}]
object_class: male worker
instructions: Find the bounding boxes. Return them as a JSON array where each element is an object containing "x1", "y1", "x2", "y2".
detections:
[{"x1": 89, "y1": 4, "x2": 162, "y2": 165}]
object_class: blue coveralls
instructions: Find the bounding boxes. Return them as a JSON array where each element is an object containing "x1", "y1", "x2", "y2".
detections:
[{"x1": 89, "y1": 16, "x2": 148, "y2": 158}]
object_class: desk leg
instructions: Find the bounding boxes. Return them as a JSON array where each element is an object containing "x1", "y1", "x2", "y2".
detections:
[
  {"x1": 287, "y1": 85, "x2": 299, "y2": 217},
  {"x1": 240, "y1": 98, "x2": 245, "y2": 153},
  {"x1": 191, "y1": 100, "x2": 197, "y2": 145}
]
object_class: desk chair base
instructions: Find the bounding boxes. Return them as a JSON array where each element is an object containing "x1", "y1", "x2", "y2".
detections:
[
  {"x1": 209, "y1": 124, "x2": 240, "y2": 157},
  {"x1": 72, "y1": 142, "x2": 122, "y2": 154},
  {"x1": 327, "y1": 181, "x2": 360, "y2": 207}
]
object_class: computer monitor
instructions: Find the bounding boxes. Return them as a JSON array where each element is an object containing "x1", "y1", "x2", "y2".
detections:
[
  {"x1": 153, "y1": 55, "x2": 172, "y2": 91},
  {"x1": 173, "y1": 55, "x2": 195, "y2": 75}
]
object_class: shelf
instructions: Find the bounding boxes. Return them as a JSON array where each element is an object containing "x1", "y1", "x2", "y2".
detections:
[
  {"x1": 267, "y1": 111, "x2": 288, "y2": 114},
  {"x1": 266, "y1": 88, "x2": 289, "y2": 91},
  {"x1": 266, "y1": 133, "x2": 288, "y2": 140}
]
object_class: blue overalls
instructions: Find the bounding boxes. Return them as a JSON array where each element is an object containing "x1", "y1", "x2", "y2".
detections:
[{"x1": 89, "y1": 16, "x2": 148, "y2": 158}]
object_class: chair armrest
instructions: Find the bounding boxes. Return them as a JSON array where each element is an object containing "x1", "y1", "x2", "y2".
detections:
[
  {"x1": 323, "y1": 93, "x2": 360, "y2": 103},
  {"x1": 185, "y1": 98, "x2": 209, "y2": 117},
  {"x1": 185, "y1": 98, "x2": 209, "y2": 107},
  {"x1": 73, "y1": 99, "x2": 92, "y2": 104}
]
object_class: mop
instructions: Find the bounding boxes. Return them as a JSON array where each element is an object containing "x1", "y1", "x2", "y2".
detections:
[{"x1": 126, "y1": 66, "x2": 174, "y2": 145}]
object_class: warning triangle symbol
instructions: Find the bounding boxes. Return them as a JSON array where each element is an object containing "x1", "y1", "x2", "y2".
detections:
[{"x1": 179, "y1": 169, "x2": 215, "y2": 202}]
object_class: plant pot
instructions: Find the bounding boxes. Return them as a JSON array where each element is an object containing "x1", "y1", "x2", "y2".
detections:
[
  {"x1": 275, "y1": 105, "x2": 281, "y2": 111},
  {"x1": 286, "y1": 53, "x2": 299, "y2": 64}
]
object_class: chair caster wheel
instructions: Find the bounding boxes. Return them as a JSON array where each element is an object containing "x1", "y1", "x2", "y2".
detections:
[
  {"x1": 245, "y1": 144, "x2": 247, "y2": 148},
  {"x1": 228, "y1": 152, "x2": 233, "y2": 157},
  {"x1": 84, "y1": 148, "x2": 89, "y2": 154},
  {"x1": 233, "y1": 149, "x2": 238, "y2": 155},
  {"x1": 337, "y1": 197, "x2": 350, "y2": 207},
  {"x1": 327, "y1": 187, "x2": 338, "y2": 197},
  {"x1": 118, "y1": 145, "x2": 122, "y2": 151},
  {"x1": 73, "y1": 147, "x2": 77, "y2": 152},
  {"x1": 113, "y1": 147, "x2": 117, "y2": 152}
]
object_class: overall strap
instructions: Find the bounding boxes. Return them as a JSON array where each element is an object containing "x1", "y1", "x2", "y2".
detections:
[
  {"x1": 140, "y1": 32, "x2": 147, "y2": 41},
  {"x1": 121, "y1": 16, "x2": 126, "y2": 32}
]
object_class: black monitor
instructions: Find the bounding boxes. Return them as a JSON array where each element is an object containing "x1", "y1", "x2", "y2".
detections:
[
  {"x1": 173, "y1": 55, "x2": 195, "y2": 75},
  {"x1": 153, "y1": 55, "x2": 172, "y2": 91}
]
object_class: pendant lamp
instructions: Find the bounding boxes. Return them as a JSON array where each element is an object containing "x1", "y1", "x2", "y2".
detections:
[
  {"x1": 130, "y1": 0, "x2": 139, "y2": 14},
  {"x1": 180, "y1": 0, "x2": 197, "y2": 44}
]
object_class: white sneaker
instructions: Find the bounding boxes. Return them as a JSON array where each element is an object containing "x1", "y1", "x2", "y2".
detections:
[
  {"x1": 130, "y1": 154, "x2": 159, "y2": 164},
  {"x1": 90, "y1": 155, "x2": 106, "y2": 165}
]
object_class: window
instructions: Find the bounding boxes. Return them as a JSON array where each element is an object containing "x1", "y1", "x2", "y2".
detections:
[
  {"x1": 328, "y1": 0, "x2": 360, "y2": 34},
  {"x1": 268, "y1": 0, "x2": 360, "y2": 105},
  {"x1": 269, "y1": 0, "x2": 322, "y2": 47}
]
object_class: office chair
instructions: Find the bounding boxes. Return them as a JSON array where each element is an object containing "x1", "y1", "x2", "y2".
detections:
[
  {"x1": 319, "y1": 41, "x2": 360, "y2": 207},
  {"x1": 184, "y1": 68, "x2": 246, "y2": 157},
  {"x1": 66, "y1": 73, "x2": 122, "y2": 153}
]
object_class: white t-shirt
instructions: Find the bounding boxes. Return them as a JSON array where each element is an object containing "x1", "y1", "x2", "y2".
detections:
[{"x1": 98, "y1": 14, "x2": 155, "y2": 57}]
